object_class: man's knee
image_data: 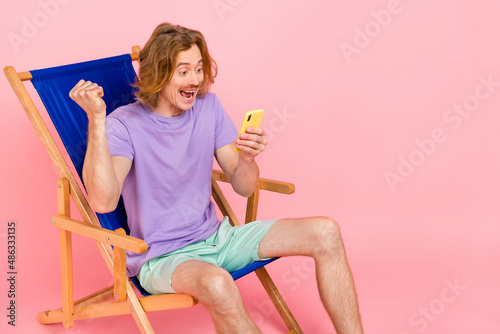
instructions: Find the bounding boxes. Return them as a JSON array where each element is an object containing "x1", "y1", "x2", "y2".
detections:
[
  {"x1": 311, "y1": 216, "x2": 343, "y2": 253},
  {"x1": 197, "y1": 268, "x2": 240, "y2": 311}
]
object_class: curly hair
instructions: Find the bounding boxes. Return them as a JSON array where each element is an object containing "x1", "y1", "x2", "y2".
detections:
[{"x1": 134, "y1": 23, "x2": 218, "y2": 109}]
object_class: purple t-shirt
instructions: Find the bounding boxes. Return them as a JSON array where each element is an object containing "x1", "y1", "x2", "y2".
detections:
[{"x1": 106, "y1": 93, "x2": 238, "y2": 277}]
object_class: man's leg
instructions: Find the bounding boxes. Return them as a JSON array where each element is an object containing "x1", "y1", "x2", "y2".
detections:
[
  {"x1": 171, "y1": 259, "x2": 261, "y2": 333},
  {"x1": 258, "y1": 217, "x2": 364, "y2": 334}
]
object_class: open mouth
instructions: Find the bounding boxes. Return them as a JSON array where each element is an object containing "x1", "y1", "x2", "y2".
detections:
[{"x1": 179, "y1": 89, "x2": 196, "y2": 101}]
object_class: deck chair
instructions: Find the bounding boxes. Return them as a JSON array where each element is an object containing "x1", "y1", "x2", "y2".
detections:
[{"x1": 4, "y1": 46, "x2": 303, "y2": 333}]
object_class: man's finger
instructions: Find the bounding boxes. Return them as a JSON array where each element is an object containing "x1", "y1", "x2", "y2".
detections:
[
  {"x1": 240, "y1": 133, "x2": 262, "y2": 143},
  {"x1": 96, "y1": 86, "x2": 104, "y2": 98},
  {"x1": 246, "y1": 127, "x2": 264, "y2": 135},
  {"x1": 69, "y1": 79, "x2": 85, "y2": 97},
  {"x1": 82, "y1": 82, "x2": 99, "y2": 91}
]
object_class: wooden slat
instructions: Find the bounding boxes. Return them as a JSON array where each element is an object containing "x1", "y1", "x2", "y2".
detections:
[
  {"x1": 211, "y1": 178, "x2": 241, "y2": 226},
  {"x1": 245, "y1": 186, "x2": 260, "y2": 224},
  {"x1": 51, "y1": 215, "x2": 147, "y2": 254},
  {"x1": 113, "y1": 228, "x2": 127, "y2": 302},
  {"x1": 139, "y1": 293, "x2": 197, "y2": 312},
  {"x1": 38, "y1": 290, "x2": 197, "y2": 325},
  {"x1": 211, "y1": 169, "x2": 295, "y2": 194},
  {"x1": 125, "y1": 281, "x2": 154, "y2": 334},
  {"x1": 73, "y1": 285, "x2": 114, "y2": 308},
  {"x1": 38, "y1": 300, "x2": 130, "y2": 324},
  {"x1": 15, "y1": 50, "x2": 141, "y2": 82},
  {"x1": 255, "y1": 267, "x2": 303, "y2": 334},
  {"x1": 131, "y1": 45, "x2": 141, "y2": 61},
  {"x1": 17, "y1": 71, "x2": 32, "y2": 81},
  {"x1": 57, "y1": 178, "x2": 71, "y2": 214},
  {"x1": 57, "y1": 178, "x2": 74, "y2": 329},
  {"x1": 38, "y1": 285, "x2": 114, "y2": 324},
  {"x1": 59, "y1": 228, "x2": 74, "y2": 329}
]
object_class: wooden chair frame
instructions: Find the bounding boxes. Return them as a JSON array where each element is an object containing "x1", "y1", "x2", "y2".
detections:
[{"x1": 4, "y1": 47, "x2": 303, "y2": 333}]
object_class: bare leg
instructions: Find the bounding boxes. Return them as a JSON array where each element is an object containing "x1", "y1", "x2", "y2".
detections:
[
  {"x1": 171, "y1": 259, "x2": 261, "y2": 333},
  {"x1": 258, "y1": 217, "x2": 364, "y2": 334}
]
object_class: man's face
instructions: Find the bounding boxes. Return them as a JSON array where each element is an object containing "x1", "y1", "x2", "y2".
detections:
[{"x1": 157, "y1": 44, "x2": 204, "y2": 117}]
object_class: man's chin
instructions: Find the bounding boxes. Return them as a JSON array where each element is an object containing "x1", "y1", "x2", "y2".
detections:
[{"x1": 178, "y1": 99, "x2": 196, "y2": 111}]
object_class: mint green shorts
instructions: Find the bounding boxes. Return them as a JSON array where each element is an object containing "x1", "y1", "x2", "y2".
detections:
[{"x1": 138, "y1": 217, "x2": 277, "y2": 294}]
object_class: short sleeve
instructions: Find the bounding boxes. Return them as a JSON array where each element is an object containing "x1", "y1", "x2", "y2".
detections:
[
  {"x1": 213, "y1": 95, "x2": 238, "y2": 151},
  {"x1": 106, "y1": 117, "x2": 134, "y2": 160}
]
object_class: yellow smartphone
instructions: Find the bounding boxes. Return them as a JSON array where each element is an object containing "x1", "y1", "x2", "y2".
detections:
[{"x1": 235, "y1": 109, "x2": 264, "y2": 152}]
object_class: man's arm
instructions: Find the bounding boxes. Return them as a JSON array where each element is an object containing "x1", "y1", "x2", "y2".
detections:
[
  {"x1": 215, "y1": 127, "x2": 267, "y2": 198},
  {"x1": 69, "y1": 80, "x2": 131, "y2": 213}
]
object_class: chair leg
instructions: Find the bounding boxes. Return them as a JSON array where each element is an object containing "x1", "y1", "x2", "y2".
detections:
[
  {"x1": 38, "y1": 285, "x2": 115, "y2": 324},
  {"x1": 126, "y1": 281, "x2": 155, "y2": 334},
  {"x1": 59, "y1": 229, "x2": 74, "y2": 328},
  {"x1": 57, "y1": 178, "x2": 74, "y2": 328},
  {"x1": 255, "y1": 267, "x2": 303, "y2": 334}
]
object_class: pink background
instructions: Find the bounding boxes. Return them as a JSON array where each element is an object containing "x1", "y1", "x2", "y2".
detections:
[{"x1": 1, "y1": 0, "x2": 499, "y2": 333}]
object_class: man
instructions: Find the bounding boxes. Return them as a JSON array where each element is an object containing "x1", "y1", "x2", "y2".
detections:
[{"x1": 69, "y1": 22, "x2": 363, "y2": 333}]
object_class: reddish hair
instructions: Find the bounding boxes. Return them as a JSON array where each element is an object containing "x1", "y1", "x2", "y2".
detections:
[{"x1": 134, "y1": 23, "x2": 217, "y2": 109}]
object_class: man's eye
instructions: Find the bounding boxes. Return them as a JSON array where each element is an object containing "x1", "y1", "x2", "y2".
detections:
[
  {"x1": 196, "y1": 68, "x2": 203, "y2": 73},
  {"x1": 180, "y1": 71, "x2": 187, "y2": 75}
]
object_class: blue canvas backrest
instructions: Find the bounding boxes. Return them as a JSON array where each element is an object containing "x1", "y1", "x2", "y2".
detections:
[{"x1": 30, "y1": 54, "x2": 137, "y2": 234}]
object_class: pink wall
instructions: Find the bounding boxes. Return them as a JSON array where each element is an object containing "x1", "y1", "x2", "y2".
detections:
[{"x1": 1, "y1": 0, "x2": 499, "y2": 333}]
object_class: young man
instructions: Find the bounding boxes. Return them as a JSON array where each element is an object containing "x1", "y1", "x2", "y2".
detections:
[{"x1": 69, "y1": 22, "x2": 363, "y2": 333}]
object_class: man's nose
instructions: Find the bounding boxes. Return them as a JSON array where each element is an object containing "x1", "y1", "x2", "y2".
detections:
[{"x1": 188, "y1": 71, "x2": 200, "y2": 86}]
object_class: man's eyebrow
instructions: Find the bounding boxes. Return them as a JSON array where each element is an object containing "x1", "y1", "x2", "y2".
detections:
[{"x1": 176, "y1": 59, "x2": 203, "y2": 68}]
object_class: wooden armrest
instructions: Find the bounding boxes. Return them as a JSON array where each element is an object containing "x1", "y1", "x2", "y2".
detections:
[
  {"x1": 51, "y1": 215, "x2": 147, "y2": 254},
  {"x1": 212, "y1": 170, "x2": 295, "y2": 194}
]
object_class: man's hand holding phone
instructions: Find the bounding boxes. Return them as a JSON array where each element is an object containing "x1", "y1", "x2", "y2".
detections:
[{"x1": 235, "y1": 109, "x2": 267, "y2": 160}]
